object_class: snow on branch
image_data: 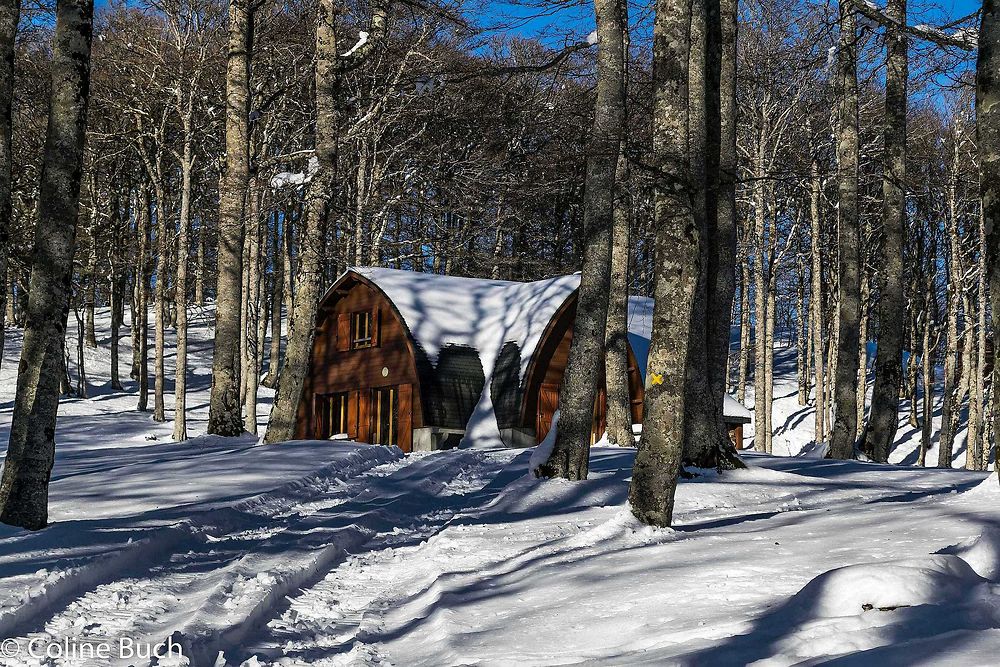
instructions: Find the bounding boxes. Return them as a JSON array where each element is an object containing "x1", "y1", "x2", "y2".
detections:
[
  {"x1": 342, "y1": 31, "x2": 370, "y2": 58},
  {"x1": 853, "y1": 0, "x2": 978, "y2": 51}
]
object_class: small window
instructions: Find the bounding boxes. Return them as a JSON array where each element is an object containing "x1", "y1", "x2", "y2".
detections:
[{"x1": 351, "y1": 311, "x2": 373, "y2": 349}]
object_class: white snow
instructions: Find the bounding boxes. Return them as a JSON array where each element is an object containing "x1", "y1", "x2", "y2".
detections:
[
  {"x1": 342, "y1": 31, "x2": 369, "y2": 58},
  {"x1": 0, "y1": 300, "x2": 999, "y2": 665}
]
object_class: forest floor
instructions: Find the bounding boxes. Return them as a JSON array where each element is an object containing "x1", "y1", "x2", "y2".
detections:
[{"x1": 0, "y1": 308, "x2": 998, "y2": 666}]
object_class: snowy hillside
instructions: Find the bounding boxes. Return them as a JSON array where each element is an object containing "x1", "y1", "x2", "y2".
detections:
[{"x1": 0, "y1": 309, "x2": 999, "y2": 665}]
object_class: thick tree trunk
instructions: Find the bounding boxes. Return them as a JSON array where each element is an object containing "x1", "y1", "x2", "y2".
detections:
[
  {"x1": 0, "y1": 0, "x2": 93, "y2": 530},
  {"x1": 830, "y1": 2, "x2": 862, "y2": 460},
  {"x1": 751, "y1": 134, "x2": 769, "y2": 452},
  {"x1": 863, "y1": 0, "x2": 907, "y2": 462},
  {"x1": 980, "y1": 2, "x2": 1000, "y2": 483},
  {"x1": 629, "y1": 0, "x2": 697, "y2": 526},
  {"x1": 604, "y1": 150, "x2": 633, "y2": 447},
  {"x1": 683, "y1": 0, "x2": 742, "y2": 469},
  {"x1": 968, "y1": 211, "x2": 988, "y2": 469},
  {"x1": 0, "y1": 0, "x2": 19, "y2": 372},
  {"x1": 207, "y1": 0, "x2": 251, "y2": 436},
  {"x1": 538, "y1": 0, "x2": 626, "y2": 480}
]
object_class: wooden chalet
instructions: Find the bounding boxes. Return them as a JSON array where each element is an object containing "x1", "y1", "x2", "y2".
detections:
[{"x1": 295, "y1": 268, "x2": 752, "y2": 453}]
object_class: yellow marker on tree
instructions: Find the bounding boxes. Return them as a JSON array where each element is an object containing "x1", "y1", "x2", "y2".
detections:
[{"x1": 650, "y1": 373, "x2": 664, "y2": 386}]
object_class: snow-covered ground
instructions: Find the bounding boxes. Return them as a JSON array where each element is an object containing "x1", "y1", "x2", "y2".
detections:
[{"x1": 0, "y1": 308, "x2": 998, "y2": 666}]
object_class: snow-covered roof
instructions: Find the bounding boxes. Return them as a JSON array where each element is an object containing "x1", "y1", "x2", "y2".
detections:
[
  {"x1": 345, "y1": 268, "x2": 580, "y2": 447},
  {"x1": 351, "y1": 267, "x2": 579, "y2": 376},
  {"x1": 626, "y1": 295, "x2": 751, "y2": 423}
]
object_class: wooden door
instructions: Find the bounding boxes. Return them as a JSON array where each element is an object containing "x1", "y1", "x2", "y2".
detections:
[
  {"x1": 591, "y1": 388, "x2": 607, "y2": 444},
  {"x1": 536, "y1": 384, "x2": 560, "y2": 442},
  {"x1": 398, "y1": 383, "x2": 413, "y2": 453}
]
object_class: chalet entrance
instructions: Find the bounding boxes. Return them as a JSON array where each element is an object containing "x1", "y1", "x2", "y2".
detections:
[
  {"x1": 371, "y1": 385, "x2": 398, "y2": 446},
  {"x1": 312, "y1": 383, "x2": 413, "y2": 451},
  {"x1": 536, "y1": 383, "x2": 609, "y2": 445}
]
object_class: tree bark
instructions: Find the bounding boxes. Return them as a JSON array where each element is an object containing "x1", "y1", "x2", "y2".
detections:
[
  {"x1": 629, "y1": 0, "x2": 697, "y2": 527},
  {"x1": 153, "y1": 186, "x2": 168, "y2": 423},
  {"x1": 538, "y1": 0, "x2": 626, "y2": 479},
  {"x1": 0, "y1": 0, "x2": 94, "y2": 530},
  {"x1": 173, "y1": 121, "x2": 193, "y2": 442},
  {"x1": 604, "y1": 150, "x2": 633, "y2": 447},
  {"x1": 830, "y1": 2, "x2": 862, "y2": 460},
  {"x1": 808, "y1": 140, "x2": 826, "y2": 444},
  {"x1": 0, "y1": 0, "x2": 19, "y2": 372},
  {"x1": 208, "y1": 0, "x2": 252, "y2": 436},
  {"x1": 137, "y1": 188, "x2": 150, "y2": 412},
  {"x1": 978, "y1": 2, "x2": 1000, "y2": 483},
  {"x1": 862, "y1": 0, "x2": 908, "y2": 462},
  {"x1": 262, "y1": 205, "x2": 285, "y2": 388}
]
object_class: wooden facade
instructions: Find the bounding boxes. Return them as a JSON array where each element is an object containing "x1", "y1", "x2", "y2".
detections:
[
  {"x1": 295, "y1": 272, "x2": 423, "y2": 452},
  {"x1": 520, "y1": 293, "x2": 645, "y2": 444}
]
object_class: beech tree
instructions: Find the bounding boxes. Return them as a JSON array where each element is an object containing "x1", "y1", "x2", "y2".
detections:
[
  {"x1": 0, "y1": 0, "x2": 95, "y2": 529},
  {"x1": 537, "y1": 0, "x2": 626, "y2": 479}
]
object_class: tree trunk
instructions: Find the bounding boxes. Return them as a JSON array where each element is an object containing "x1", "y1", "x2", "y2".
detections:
[
  {"x1": 74, "y1": 307, "x2": 87, "y2": 398},
  {"x1": 265, "y1": 0, "x2": 387, "y2": 444},
  {"x1": 137, "y1": 188, "x2": 150, "y2": 412},
  {"x1": 629, "y1": 0, "x2": 698, "y2": 526},
  {"x1": 153, "y1": 183, "x2": 168, "y2": 423},
  {"x1": 939, "y1": 147, "x2": 964, "y2": 468},
  {"x1": 751, "y1": 128, "x2": 769, "y2": 452},
  {"x1": 862, "y1": 0, "x2": 907, "y2": 462},
  {"x1": 737, "y1": 255, "x2": 750, "y2": 402},
  {"x1": 682, "y1": 0, "x2": 742, "y2": 469},
  {"x1": 979, "y1": 2, "x2": 1000, "y2": 484},
  {"x1": 208, "y1": 0, "x2": 252, "y2": 436},
  {"x1": 262, "y1": 205, "x2": 285, "y2": 388},
  {"x1": 0, "y1": 0, "x2": 19, "y2": 372},
  {"x1": 195, "y1": 217, "x2": 205, "y2": 306},
  {"x1": 808, "y1": 143, "x2": 826, "y2": 444},
  {"x1": 244, "y1": 181, "x2": 262, "y2": 435},
  {"x1": 173, "y1": 127, "x2": 193, "y2": 442},
  {"x1": 830, "y1": 2, "x2": 861, "y2": 460},
  {"x1": 604, "y1": 150, "x2": 633, "y2": 447},
  {"x1": 538, "y1": 0, "x2": 626, "y2": 480},
  {"x1": 0, "y1": 0, "x2": 94, "y2": 530}
]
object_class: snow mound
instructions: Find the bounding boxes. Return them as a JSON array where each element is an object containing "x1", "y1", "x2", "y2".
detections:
[
  {"x1": 940, "y1": 527, "x2": 1000, "y2": 581},
  {"x1": 786, "y1": 555, "x2": 986, "y2": 620},
  {"x1": 564, "y1": 506, "x2": 675, "y2": 549},
  {"x1": 528, "y1": 410, "x2": 559, "y2": 476}
]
